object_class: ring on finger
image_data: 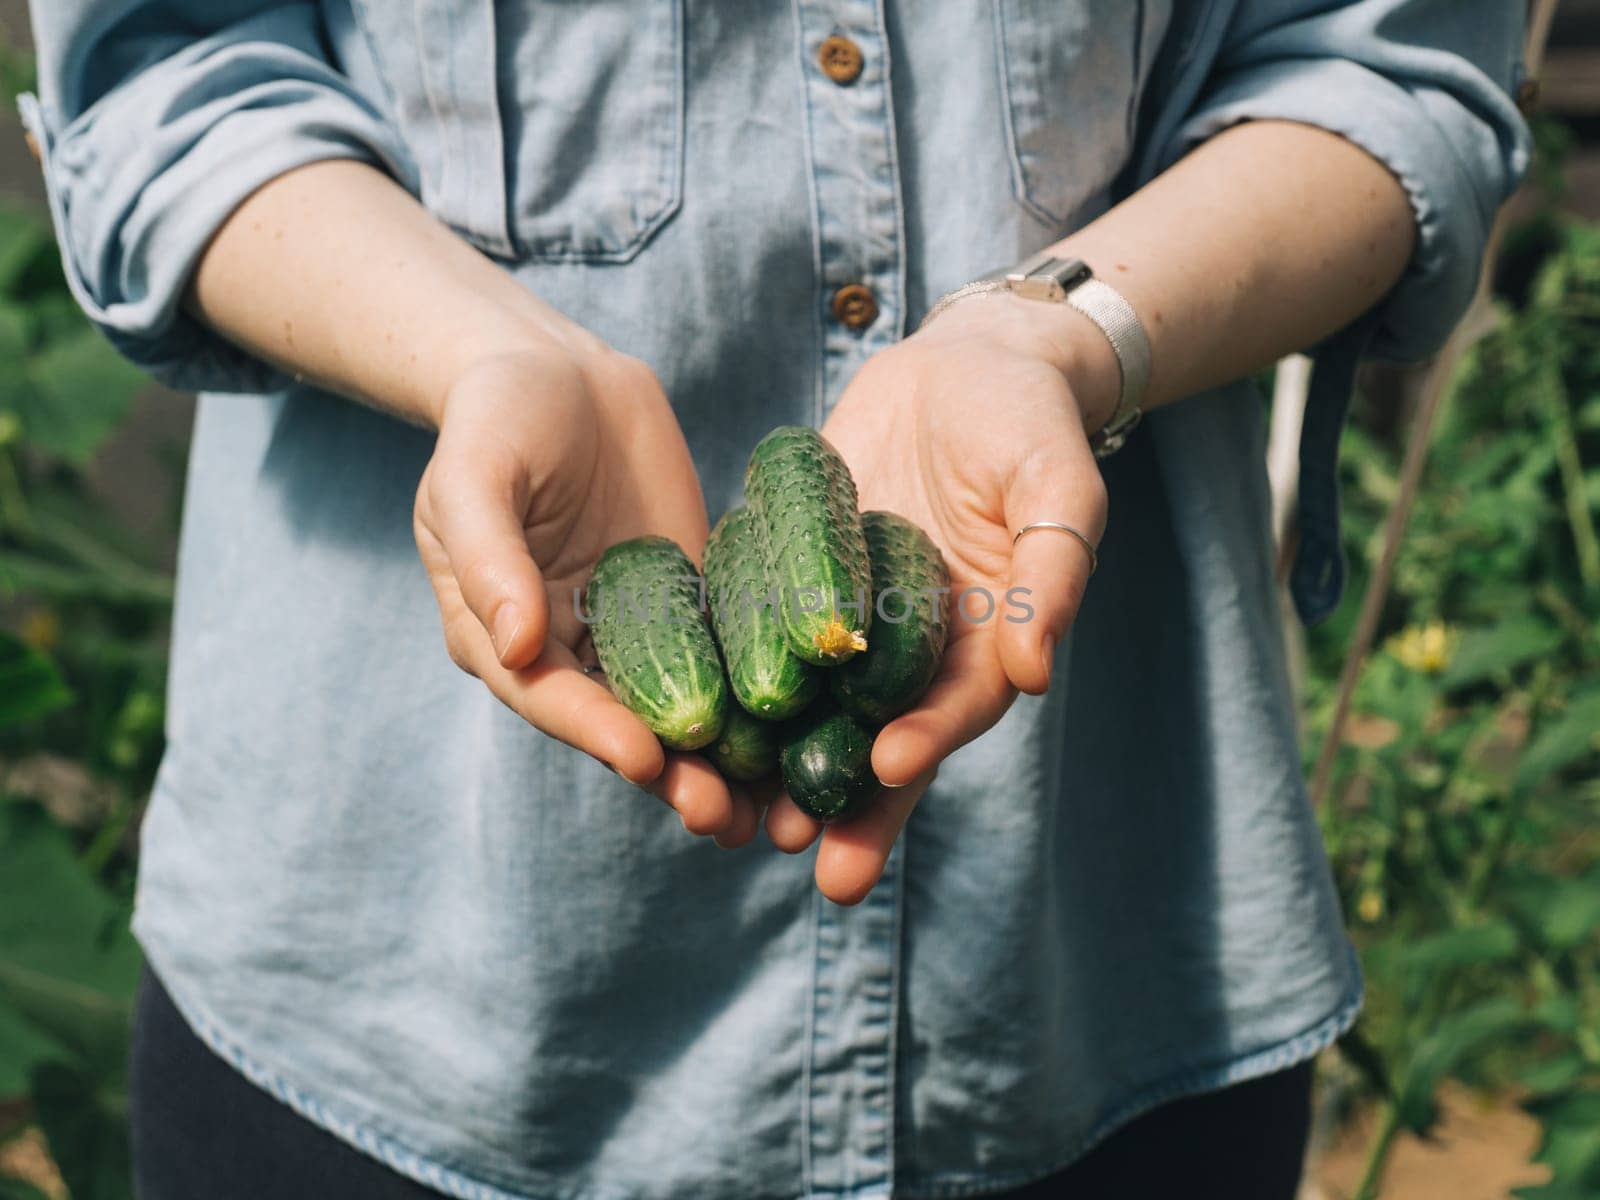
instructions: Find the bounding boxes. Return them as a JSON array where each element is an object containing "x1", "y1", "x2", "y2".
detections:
[{"x1": 1013, "y1": 521, "x2": 1098, "y2": 575}]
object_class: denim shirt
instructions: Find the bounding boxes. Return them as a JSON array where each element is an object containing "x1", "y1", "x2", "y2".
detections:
[{"x1": 22, "y1": 3, "x2": 1527, "y2": 1198}]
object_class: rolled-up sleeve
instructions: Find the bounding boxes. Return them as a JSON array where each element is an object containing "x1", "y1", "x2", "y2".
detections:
[
  {"x1": 1163, "y1": 0, "x2": 1532, "y2": 364},
  {"x1": 21, "y1": 1, "x2": 418, "y2": 392}
]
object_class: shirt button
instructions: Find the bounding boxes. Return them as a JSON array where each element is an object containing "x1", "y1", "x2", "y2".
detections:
[
  {"x1": 831, "y1": 284, "x2": 879, "y2": 330},
  {"x1": 818, "y1": 35, "x2": 864, "y2": 85}
]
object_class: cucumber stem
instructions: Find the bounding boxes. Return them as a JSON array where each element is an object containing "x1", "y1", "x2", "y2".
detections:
[{"x1": 814, "y1": 616, "x2": 867, "y2": 659}]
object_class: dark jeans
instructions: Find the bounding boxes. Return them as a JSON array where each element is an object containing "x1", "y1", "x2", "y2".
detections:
[{"x1": 131, "y1": 968, "x2": 1313, "y2": 1199}]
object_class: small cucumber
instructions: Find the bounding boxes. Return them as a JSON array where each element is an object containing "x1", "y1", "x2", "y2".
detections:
[
  {"x1": 779, "y1": 700, "x2": 880, "y2": 823},
  {"x1": 832, "y1": 511, "x2": 951, "y2": 725},
  {"x1": 585, "y1": 537, "x2": 728, "y2": 752},
  {"x1": 744, "y1": 426, "x2": 872, "y2": 666},
  {"x1": 704, "y1": 506, "x2": 821, "y2": 720},
  {"x1": 705, "y1": 706, "x2": 781, "y2": 783}
]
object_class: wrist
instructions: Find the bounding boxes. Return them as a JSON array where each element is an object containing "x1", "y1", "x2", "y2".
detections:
[
  {"x1": 919, "y1": 291, "x2": 1122, "y2": 436},
  {"x1": 1019, "y1": 296, "x2": 1124, "y2": 437},
  {"x1": 431, "y1": 312, "x2": 608, "y2": 429}
]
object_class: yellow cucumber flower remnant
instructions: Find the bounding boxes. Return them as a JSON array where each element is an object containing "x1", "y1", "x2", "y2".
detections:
[
  {"x1": 1387, "y1": 620, "x2": 1455, "y2": 675},
  {"x1": 814, "y1": 614, "x2": 868, "y2": 659}
]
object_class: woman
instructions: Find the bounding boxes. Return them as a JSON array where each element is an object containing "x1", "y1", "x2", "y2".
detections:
[{"x1": 22, "y1": 2, "x2": 1528, "y2": 1197}]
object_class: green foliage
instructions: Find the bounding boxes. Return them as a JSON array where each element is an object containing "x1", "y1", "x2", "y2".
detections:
[
  {"x1": 0, "y1": 106, "x2": 155, "y2": 1198},
  {"x1": 0, "y1": 635, "x2": 70, "y2": 728},
  {"x1": 0, "y1": 200, "x2": 173, "y2": 791},
  {"x1": 1307, "y1": 213, "x2": 1600, "y2": 1198}
]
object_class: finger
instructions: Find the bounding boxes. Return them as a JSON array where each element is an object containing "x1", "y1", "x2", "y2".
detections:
[
  {"x1": 997, "y1": 439, "x2": 1107, "y2": 694},
  {"x1": 467, "y1": 629, "x2": 666, "y2": 785},
  {"x1": 765, "y1": 790, "x2": 823, "y2": 853},
  {"x1": 714, "y1": 783, "x2": 764, "y2": 849},
  {"x1": 645, "y1": 754, "x2": 735, "y2": 836},
  {"x1": 814, "y1": 771, "x2": 935, "y2": 906},
  {"x1": 421, "y1": 455, "x2": 549, "y2": 670},
  {"x1": 870, "y1": 633, "x2": 1014, "y2": 786}
]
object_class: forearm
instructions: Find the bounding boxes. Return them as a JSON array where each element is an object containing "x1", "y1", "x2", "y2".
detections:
[
  {"x1": 1028, "y1": 120, "x2": 1417, "y2": 427},
  {"x1": 186, "y1": 159, "x2": 595, "y2": 426}
]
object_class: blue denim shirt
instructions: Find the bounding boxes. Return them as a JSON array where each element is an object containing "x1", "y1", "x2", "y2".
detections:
[{"x1": 22, "y1": 3, "x2": 1527, "y2": 1198}]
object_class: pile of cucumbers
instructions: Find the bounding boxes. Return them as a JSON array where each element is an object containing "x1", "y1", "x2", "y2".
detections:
[{"x1": 585, "y1": 426, "x2": 950, "y2": 823}]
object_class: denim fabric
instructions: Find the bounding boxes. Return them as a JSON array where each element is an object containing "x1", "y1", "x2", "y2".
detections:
[{"x1": 20, "y1": 3, "x2": 1527, "y2": 1198}]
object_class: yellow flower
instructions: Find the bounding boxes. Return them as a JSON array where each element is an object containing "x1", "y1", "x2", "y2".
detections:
[
  {"x1": 1388, "y1": 620, "x2": 1455, "y2": 674},
  {"x1": 20, "y1": 607, "x2": 61, "y2": 652},
  {"x1": 1357, "y1": 889, "x2": 1384, "y2": 923}
]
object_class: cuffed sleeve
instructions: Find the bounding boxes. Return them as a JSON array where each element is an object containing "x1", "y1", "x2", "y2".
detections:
[
  {"x1": 1162, "y1": 0, "x2": 1531, "y2": 364},
  {"x1": 21, "y1": 2, "x2": 419, "y2": 393}
]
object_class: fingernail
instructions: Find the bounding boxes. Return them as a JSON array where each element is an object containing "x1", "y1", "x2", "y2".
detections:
[
  {"x1": 1040, "y1": 634, "x2": 1056, "y2": 686},
  {"x1": 491, "y1": 605, "x2": 522, "y2": 662},
  {"x1": 882, "y1": 778, "x2": 909, "y2": 789}
]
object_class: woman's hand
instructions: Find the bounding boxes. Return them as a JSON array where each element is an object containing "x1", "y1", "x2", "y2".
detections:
[
  {"x1": 414, "y1": 345, "x2": 763, "y2": 846},
  {"x1": 766, "y1": 294, "x2": 1118, "y2": 900}
]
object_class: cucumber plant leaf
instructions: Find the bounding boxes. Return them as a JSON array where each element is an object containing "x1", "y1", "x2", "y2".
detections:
[{"x1": 0, "y1": 633, "x2": 71, "y2": 729}]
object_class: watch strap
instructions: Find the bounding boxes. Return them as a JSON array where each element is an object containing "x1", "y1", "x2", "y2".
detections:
[
  {"x1": 1006, "y1": 252, "x2": 1149, "y2": 458},
  {"x1": 921, "y1": 253, "x2": 1151, "y2": 459}
]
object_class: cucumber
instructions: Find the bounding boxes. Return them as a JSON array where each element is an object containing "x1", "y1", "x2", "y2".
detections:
[
  {"x1": 705, "y1": 706, "x2": 780, "y2": 783},
  {"x1": 585, "y1": 536, "x2": 728, "y2": 752},
  {"x1": 832, "y1": 511, "x2": 951, "y2": 725},
  {"x1": 704, "y1": 506, "x2": 821, "y2": 720},
  {"x1": 744, "y1": 426, "x2": 872, "y2": 666},
  {"x1": 779, "y1": 700, "x2": 880, "y2": 823}
]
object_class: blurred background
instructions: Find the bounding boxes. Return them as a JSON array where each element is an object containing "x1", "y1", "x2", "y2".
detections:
[{"x1": 0, "y1": 3, "x2": 1596, "y2": 1199}]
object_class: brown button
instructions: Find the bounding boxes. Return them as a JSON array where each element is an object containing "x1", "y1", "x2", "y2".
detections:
[
  {"x1": 818, "y1": 35, "x2": 864, "y2": 85},
  {"x1": 831, "y1": 284, "x2": 879, "y2": 330}
]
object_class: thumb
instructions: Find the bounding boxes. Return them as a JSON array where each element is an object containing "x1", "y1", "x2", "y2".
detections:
[
  {"x1": 419, "y1": 455, "x2": 549, "y2": 670},
  {"x1": 997, "y1": 433, "x2": 1106, "y2": 695}
]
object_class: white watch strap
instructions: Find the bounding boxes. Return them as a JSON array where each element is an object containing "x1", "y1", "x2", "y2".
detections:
[
  {"x1": 1065, "y1": 277, "x2": 1150, "y2": 457},
  {"x1": 920, "y1": 255, "x2": 1151, "y2": 458}
]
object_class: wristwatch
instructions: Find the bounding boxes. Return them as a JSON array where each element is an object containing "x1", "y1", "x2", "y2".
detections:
[{"x1": 920, "y1": 251, "x2": 1151, "y2": 459}]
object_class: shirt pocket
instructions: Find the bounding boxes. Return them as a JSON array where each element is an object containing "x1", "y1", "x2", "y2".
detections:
[
  {"x1": 346, "y1": 0, "x2": 516, "y2": 255},
  {"x1": 496, "y1": 0, "x2": 685, "y2": 262},
  {"x1": 346, "y1": 0, "x2": 684, "y2": 263},
  {"x1": 993, "y1": 0, "x2": 1171, "y2": 228}
]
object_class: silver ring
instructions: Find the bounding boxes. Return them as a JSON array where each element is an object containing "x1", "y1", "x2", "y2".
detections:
[{"x1": 1013, "y1": 522, "x2": 1098, "y2": 575}]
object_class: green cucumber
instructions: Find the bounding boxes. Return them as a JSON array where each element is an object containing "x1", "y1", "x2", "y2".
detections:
[
  {"x1": 704, "y1": 506, "x2": 821, "y2": 720},
  {"x1": 705, "y1": 706, "x2": 781, "y2": 783},
  {"x1": 832, "y1": 511, "x2": 951, "y2": 725},
  {"x1": 744, "y1": 426, "x2": 872, "y2": 665},
  {"x1": 779, "y1": 700, "x2": 880, "y2": 823},
  {"x1": 585, "y1": 536, "x2": 728, "y2": 752}
]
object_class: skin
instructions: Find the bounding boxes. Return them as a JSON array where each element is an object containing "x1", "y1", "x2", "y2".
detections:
[{"x1": 187, "y1": 120, "x2": 1414, "y2": 892}]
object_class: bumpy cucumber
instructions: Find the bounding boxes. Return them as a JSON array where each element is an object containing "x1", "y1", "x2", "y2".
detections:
[
  {"x1": 585, "y1": 537, "x2": 728, "y2": 752},
  {"x1": 779, "y1": 700, "x2": 880, "y2": 823},
  {"x1": 705, "y1": 706, "x2": 780, "y2": 783},
  {"x1": 704, "y1": 506, "x2": 821, "y2": 720},
  {"x1": 832, "y1": 511, "x2": 951, "y2": 725},
  {"x1": 744, "y1": 426, "x2": 872, "y2": 666}
]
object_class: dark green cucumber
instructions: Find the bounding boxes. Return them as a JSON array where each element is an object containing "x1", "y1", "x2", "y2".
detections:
[
  {"x1": 744, "y1": 426, "x2": 872, "y2": 666},
  {"x1": 704, "y1": 506, "x2": 821, "y2": 720},
  {"x1": 779, "y1": 700, "x2": 880, "y2": 823},
  {"x1": 832, "y1": 511, "x2": 951, "y2": 725},
  {"x1": 585, "y1": 537, "x2": 728, "y2": 751},
  {"x1": 705, "y1": 706, "x2": 781, "y2": 783}
]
